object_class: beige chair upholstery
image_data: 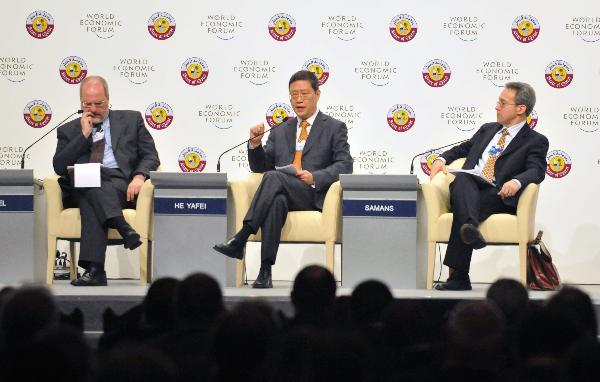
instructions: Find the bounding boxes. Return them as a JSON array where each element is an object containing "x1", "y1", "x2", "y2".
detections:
[
  {"x1": 44, "y1": 175, "x2": 155, "y2": 285},
  {"x1": 228, "y1": 173, "x2": 342, "y2": 287},
  {"x1": 420, "y1": 158, "x2": 539, "y2": 289}
]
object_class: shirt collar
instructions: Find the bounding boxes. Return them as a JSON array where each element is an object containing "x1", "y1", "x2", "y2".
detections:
[
  {"x1": 296, "y1": 109, "x2": 319, "y2": 128},
  {"x1": 503, "y1": 119, "x2": 526, "y2": 137}
]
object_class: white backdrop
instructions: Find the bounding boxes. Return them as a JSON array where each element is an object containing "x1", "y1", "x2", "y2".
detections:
[{"x1": 3, "y1": 0, "x2": 599, "y2": 284}]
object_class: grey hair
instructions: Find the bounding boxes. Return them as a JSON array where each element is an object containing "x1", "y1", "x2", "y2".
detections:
[
  {"x1": 505, "y1": 82, "x2": 535, "y2": 116},
  {"x1": 79, "y1": 75, "x2": 109, "y2": 100}
]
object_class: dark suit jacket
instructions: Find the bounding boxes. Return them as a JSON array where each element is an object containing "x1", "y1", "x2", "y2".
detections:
[
  {"x1": 53, "y1": 110, "x2": 160, "y2": 197},
  {"x1": 248, "y1": 111, "x2": 353, "y2": 209},
  {"x1": 440, "y1": 122, "x2": 549, "y2": 207}
]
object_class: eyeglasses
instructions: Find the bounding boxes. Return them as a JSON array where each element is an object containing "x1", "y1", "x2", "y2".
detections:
[
  {"x1": 496, "y1": 99, "x2": 522, "y2": 107},
  {"x1": 81, "y1": 100, "x2": 108, "y2": 108},
  {"x1": 289, "y1": 91, "x2": 314, "y2": 101}
]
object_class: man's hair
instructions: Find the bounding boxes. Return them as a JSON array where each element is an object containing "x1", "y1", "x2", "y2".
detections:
[
  {"x1": 80, "y1": 75, "x2": 110, "y2": 100},
  {"x1": 505, "y1": 81, "x2": 535, "y2": 116},
  {"x1": 289, "y1": 70, "x2": 319, "y2": 92}
]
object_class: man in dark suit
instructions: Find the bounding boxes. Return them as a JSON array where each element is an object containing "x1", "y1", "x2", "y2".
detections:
[
  {"x1": 53, "y1": 75, "x2": 160, "y2": 286},
  {"x1": 213, "y1": 70, "x2": 353, "y2": 288},
  {"x1": 430, "y1": 82, "x2": 549, "y2": 290}
]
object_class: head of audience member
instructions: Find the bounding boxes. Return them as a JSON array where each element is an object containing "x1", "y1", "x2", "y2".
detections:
[
  {"x1": 380, "y1": 300, "x2": 431, "y2": 352},
  {"x1": 350, "y1": 279, "x2": 393, "y2": 327},
  {"x1": 0, "y1": 286, "x2": 59, "y2": 346},
  {"x1": 444, "y1": 301, "x2": 508, "y2": 373},
  {"x1": 291, "y1": 265, "x2": 336, "y2": 324},
  {"x1": 496, "y1": 81, "x2": 535, "y2": 127},
  {"x1": 143, "y1": 277, "x2": 179, "y2": 330},
  {"x1": 564, "y1": 340, "x2": 600, "y2": 382},
  {"x1": 3, "y1": 326, "x2": 92, "y2": 381},
  {"x1": 79, "y1": 75, "x2": 110, "y2": 124},
  {"x1": 175, "y1": 273, "x2": 224, "y2": 327},
  {"x1": 486, "y1": 278, "x2": 530, "y2": 327},
  {"x1": 211, "y1": 300, "x2": 278, "y2": 382},
  {"x1": 288, "y1": 70, "x2": 320, "y2": 121},
  {"x1": 546, "y1": 286, "x2": 597, "y2": 340},
  {"x1": 95, "y1": 344, "x2": 176, "y2": 382}
]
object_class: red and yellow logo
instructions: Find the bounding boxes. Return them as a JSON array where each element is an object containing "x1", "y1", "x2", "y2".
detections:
[
  {"x1": 148, "y1": 12, "x2": 176, "y2": 40},
  {"x1": 511, "y1": 15, "x2": 540, "y2": 43},
  {"x1": 546, "y1": 150, "x2": 572, "y2": 178},
  {"x1": 527, "y1": 110, "x2": 538, "y2": 129},
  {"x1": 387, "y1": 104, "x2": 416, "y2": 132},
  {"x1": 302, "y1": 58, "x2": 330, "y2": 85},
  {"x1": 266, "y1": 103, "x2": 294, "y2": 127},
  {"x1": 545, "y1": 60, "x2": 573, "y2": 89},
  {"x1": 23, "y1": 100, "x2": 52, "y2": 128},
  {"x1": 268, "y1": 13, "x2": 296, "y2": 41},
  {"x1": 422, "y1": 59, "x2": 451, "y2": 87},
  {"x1": 178, "y1": 147, "x2": 207, "y2": 172},
  {"x1": 420, "y1": 150, "x2": 442, "y2": 176},
  {"x1": 389, "y1": 14, "x2": 418, "y2": 42},
  {"x1": 145, "y1": 102, "x2": 174, "y2": 130},
  {"x1": 59, "y1": 56, "x2": 87, "y2": 84},
  {"x1": 26, "y1": 11, "x2": 54, "y2": 39},
  {"x1": 181, "y1": 57, "x2": 209, "y2": 86}
]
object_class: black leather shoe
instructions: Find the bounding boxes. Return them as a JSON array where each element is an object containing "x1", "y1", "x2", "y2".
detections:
[
  {"x1": 121, "y1": 226, "x2": 142, "y2": 250},
  {"x1": 213, "y1": 237, "x2": 245, "y2": 260},
  {"x1": 434, "y1": 271, "x2": 472, "y2": 291},
  {"x1": 71, "y1": 268, "x2": 107, "y2": 286},
  {"x1": 252, "y1": 267, "x2": 272, "y2": 289},
  {"x1": 460, "y1": 223, "x2": 486, "y2": 249}
]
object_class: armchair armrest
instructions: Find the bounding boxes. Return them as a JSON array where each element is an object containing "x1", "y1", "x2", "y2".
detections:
[
  {"x1": 134, "y1": 179, "x2": 155, "y2": 240},
  {"x1": 43, "y1": 175, "x2": 64, "y2": 236},
  {"x1": 516, "y1": 183, "x2": 539, "y2": 243},
  {"x1": 322, "y1": 181, "x2": 342, "y2": 241}
]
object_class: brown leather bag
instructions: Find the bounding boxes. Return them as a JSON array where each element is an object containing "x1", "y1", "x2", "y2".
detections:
[{"x1": 527, "y1": 231, "x2": 560, "y2": 290}]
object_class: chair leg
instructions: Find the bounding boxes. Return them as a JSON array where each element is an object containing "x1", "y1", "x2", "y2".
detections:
[
  {"x1": 235, "y1": 259, "x2": 245, "y2": 288},
  {"x1": 139, "y1": 239, "x2": 149, "y2": 285},
  {"x1": 325, "y1": 240, "x2": 335, "y2": 273},
  {"x1": 46, "y1": 236, "x2": 58, "y2": 284},
  {"x1": 69, "y1": 242, "x2": 77, "y2": 280},
  {"x1": 519, "y1": 242, "x2": 528, "y2": 286},
  {"x1": 426, "y1": 241, "x2": 436, "y2": 289}
]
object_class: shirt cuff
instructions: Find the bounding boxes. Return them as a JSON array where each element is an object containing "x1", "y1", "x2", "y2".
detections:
[
  {"x1": 511, "y1": 179, "x2": 522, "y2": 190},
  {"x1": 434, "y1": 157, "x2": 446, "y2": 165}
]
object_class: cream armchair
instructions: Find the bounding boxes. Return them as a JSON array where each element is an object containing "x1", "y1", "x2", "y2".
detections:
[
  {"x1": 44, "y1": 175, "x2": 155, "y2": 285},
  {"x1": 228, "y1": 173, "x2": 342, "y2": 287},
  {"x1": 420, "y1": 159, "x2": 539, "y2": 289}
]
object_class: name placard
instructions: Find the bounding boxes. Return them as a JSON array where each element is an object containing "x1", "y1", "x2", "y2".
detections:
[
  {"x1": 154, "y1": 197, "x2": 226, "y2": 215},
  {"x1": 343, "y1": 199, "x2": 416, "y2": 218},
  {"x1": 0, "y1": 195, "x2": 34, "y2": 212}
]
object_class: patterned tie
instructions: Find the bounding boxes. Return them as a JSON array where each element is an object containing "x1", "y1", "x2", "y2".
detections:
[
  {"x1": 89, "y1": 124, "x2": 105, "y2": 163},
  {"x1": 292, "y1": 119, "x2": 310, "y2": 171},
  {"x1": 481, "y1": 128, "x2": 510, "y2": 182}
]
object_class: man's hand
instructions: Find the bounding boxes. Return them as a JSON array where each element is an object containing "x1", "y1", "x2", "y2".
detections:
[
  {"x1": 497, "y1": 180, "x2": 520, "y2": 199},
  {"x1": 249, "y1": 123, "x2": 265, "y2": 147},
  {"x1": 126, "y1": 174, "x2": 146, "y2": 202},
  {"x1": 429, "y1": 159, "x2": 448, "y2": 180},
  {"x1": 80, "y1": 112, "x2": 94, "y2": 138},
  {"x1": 296, "y1": 170, "x2": 314, "y2": 186}
]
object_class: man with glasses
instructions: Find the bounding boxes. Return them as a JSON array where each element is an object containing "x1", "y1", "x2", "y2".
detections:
[
  {"x1": 429, "y1": 82, "x2": 549, "y2": 290},
  {"x1": 53, "y1": 75, "x2": 160, "y2": 286},
  {"x1": 213, "y1": 70, "x2": 353, "y2": 288}
]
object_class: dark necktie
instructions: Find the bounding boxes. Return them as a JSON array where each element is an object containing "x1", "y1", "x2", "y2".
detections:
[{"x1": 89, "y1": 124, "x2": 105, "y2": 163}]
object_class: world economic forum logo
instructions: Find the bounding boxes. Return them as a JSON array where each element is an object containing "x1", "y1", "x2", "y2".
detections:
[
  {"x1": 302, "y1": 58, "x2": 330, "y2": 85},
  {"x1": 59, "y1": 56, "x2": 87, "y2": 84},
  {"x1": 268, "y1": 13, "x2": 296, "y2": 41},
  {"x1": 148, "y1": 12, "x2": 176, "y2": 40},
  {"x1": 23, "y1": 100, "x2": 52, "y2": 128},
  {"x1": 422, "y1": 59, "x2": 451, "y2": 87},
  {"x1": 387, "y1": 104, "x2": 415, "y2": 132},
  {"x1": 389, "y1": 14, "x2": 418, "y2": 42},
  {"x1": 180, "y1": 57, "x2": 209, "y2": 86},
  {"x1": 145, "y1": 102, "x2": 173, "y2": 130},
  {"x1": 545, "y1": 60, "x2": 573, "y2": 89},
  {"x1": 511, "y1": 15, "x2": 540, "y2": 43},
  {"x1": 178, "y1": 147, "x2": 207, "y2": 172},
  {"x1": 26, "y1": 11, "x2": 54, "y2": 39}
]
